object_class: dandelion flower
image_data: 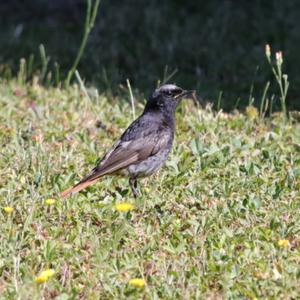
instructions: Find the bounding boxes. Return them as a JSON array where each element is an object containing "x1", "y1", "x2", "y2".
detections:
[
  {"x1": 35, "y1": 274, "x2": 49, "y2": 283},
  {"x1": 35, "y1": 269, "x2": 55, "y2": 283},
  {"x1": 278, "y1": 239, "x2": 290, "y2": 248},
  {"x1": 40, "y1": 269, "x2": 55, "y2": 278},
  {"x1": 3, "y1": 207, "x2": 14, "y2": 213},
  {"x1": 45, "y1": 199, "x2": 56, "y2": 205},
  {"x1": 129, "y1": 278, "x2": 146, "y2": 288},
  {"x1": 115, "y1": 202, "x2": 134, "y2": 212}
]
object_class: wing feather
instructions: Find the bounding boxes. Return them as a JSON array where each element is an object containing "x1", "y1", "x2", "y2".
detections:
[
  {"x1": 61, "y1": 116, "x2": 172, "y2": 198},
  {"x1": 61, "y1": 135, "x2": 161, "y2": 198}
]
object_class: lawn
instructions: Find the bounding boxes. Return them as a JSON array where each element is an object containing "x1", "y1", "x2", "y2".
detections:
[{"x1": 0, "y1": 79, "x2": 300, "y2": 299}]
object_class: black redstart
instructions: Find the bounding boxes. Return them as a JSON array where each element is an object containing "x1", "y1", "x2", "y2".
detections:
[{"x1": 61, "y1": 84, "x2": 194, "y2": 198}]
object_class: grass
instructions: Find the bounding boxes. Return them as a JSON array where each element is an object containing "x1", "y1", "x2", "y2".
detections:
[
  {"x1": 1, "y1": 1, "x2": 300, "y2": 110},
  {"x1": 0, "y1": 77, "x2": 300, "y2": 299}
]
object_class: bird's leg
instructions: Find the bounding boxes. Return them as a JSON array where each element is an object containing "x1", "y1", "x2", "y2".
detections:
[{"x1": 129, "y1": 178, "x2": 139, "y2": 198}]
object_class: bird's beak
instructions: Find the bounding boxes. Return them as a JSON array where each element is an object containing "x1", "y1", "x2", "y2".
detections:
[
  {"x1": 175, "y1": 90, "x2": 196, "y2": 100},
  {"x1": 175, "y1": 90, "x2": 203, "y2": 106}
]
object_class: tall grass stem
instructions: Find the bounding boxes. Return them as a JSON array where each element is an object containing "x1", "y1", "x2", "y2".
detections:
[
  {"x1": 65, "y1": 0, "x2": 101, "y2": 87},
  {"x1": 127, "y1": 79, "x2": 135, "y2": 120}
]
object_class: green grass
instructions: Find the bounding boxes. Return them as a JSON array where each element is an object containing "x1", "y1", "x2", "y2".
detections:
[
  {"x1": 0, "y1": 79, "x2": 300, "y2": 299},
  {"x1": 1, "y1": 1, "x2": 300, "y2": 110}
]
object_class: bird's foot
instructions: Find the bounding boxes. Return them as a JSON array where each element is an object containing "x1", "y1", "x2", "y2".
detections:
[{"x1": 129, "y1": 178, "x2": 140, "y2": 198}]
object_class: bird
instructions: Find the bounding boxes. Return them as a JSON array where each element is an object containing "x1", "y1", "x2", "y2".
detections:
[{"x1": 61, "y1": 84, "x2": 195, "y2": 198}]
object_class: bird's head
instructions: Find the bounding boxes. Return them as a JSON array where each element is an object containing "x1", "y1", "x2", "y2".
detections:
[{"x1": 146, "y1": 84, "x2": 195, "y2": 113}]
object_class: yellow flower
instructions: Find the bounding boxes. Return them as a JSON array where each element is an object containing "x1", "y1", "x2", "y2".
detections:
[
  {"x1": 3, "y1": 207, "x2": 14, "y2": 213},
  {"x1": 129, "y1": 278, "x2": 146, "y2": 288},
  {"x1": 115, "y1": 202, "x2": 134, "y2": 212},
  {"x1": 40, "y1": 269, "x2": 55, "y2": 278},
  {"x1": 35, "y1": 274, "x2": 49, "y2": 283},
  {"x1": 246, "y1": 105, "x2": 259, "y2": 120},
  {"x1": 45, "y1": 198, "x2": 56, "y2": 205},
  {"x1": 35, "y1": 269, "x2": 55, "y2": 283},
  {"x1": 278, "y1": 239, "x2": 290, "y2": 248}
]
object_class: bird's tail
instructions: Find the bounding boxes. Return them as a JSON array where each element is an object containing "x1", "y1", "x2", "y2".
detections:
[
  {"x1": 60, "y1": 178, "x2": 98, "y2": 198},
  {"x1": 61, "y1": 169, "x2": 103, "y2": 198}
]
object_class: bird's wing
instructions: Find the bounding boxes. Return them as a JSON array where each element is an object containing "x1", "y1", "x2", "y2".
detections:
[
  {"x1": 61, "y1": 130, "x2": 170, "y2": 198},
  {"x1": 83, "y1": 133, "x2": 166, "y2": 180}
]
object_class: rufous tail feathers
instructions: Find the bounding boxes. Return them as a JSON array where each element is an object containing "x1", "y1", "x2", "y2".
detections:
[{"x1": 60, "y1": 177, "x2": 99, "y2": 198}]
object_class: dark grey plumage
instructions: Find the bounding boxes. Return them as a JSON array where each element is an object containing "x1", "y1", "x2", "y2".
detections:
[{"x1": 61, "y1": 84, "x2": 194, "y2": 198}]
